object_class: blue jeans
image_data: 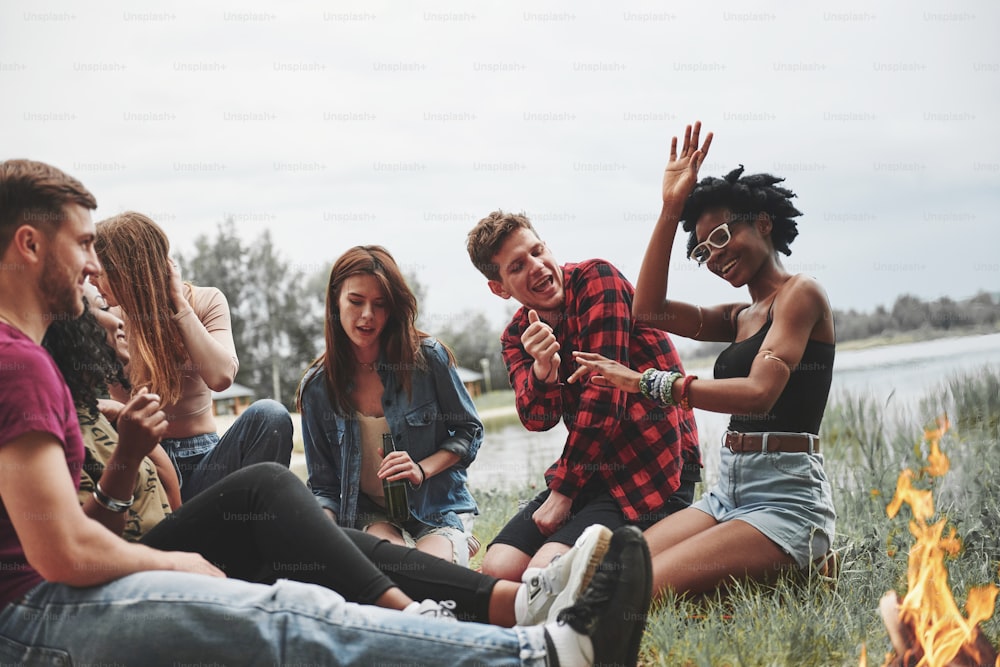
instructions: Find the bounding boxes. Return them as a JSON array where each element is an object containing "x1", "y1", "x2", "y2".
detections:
[
  {"x1": 0, "y1": 574, "x2": 550, "y2": 666},
  {"x1": 162, "y1": 399, "x2": 294, "y2": 501}
]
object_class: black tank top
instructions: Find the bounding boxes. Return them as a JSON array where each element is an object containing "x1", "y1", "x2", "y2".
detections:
[{"x1": 713, "y1": 310, "x2": 835, "y2": 435}]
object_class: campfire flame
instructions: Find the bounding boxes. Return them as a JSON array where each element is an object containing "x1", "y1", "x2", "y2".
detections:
[{"x1": 879, "y1": 416, "x2": 999, "y2": 667}]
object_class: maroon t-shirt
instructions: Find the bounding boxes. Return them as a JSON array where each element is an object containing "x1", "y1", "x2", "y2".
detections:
[{"x1": 0, "y1": 323, "x2": 85, "y2": 607}]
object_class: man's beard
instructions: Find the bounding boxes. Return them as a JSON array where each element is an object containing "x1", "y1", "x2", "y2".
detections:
[{"x1": 39, "y1": 255, "x2": 84, "y2": 323}]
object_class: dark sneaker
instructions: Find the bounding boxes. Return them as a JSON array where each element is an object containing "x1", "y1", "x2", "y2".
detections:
[{"x1": 555, "y1": 525, "x2": 652, "y2": 667}]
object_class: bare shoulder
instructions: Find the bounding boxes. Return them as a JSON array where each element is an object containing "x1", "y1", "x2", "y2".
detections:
[
  {"x1": 781, "y1": 274, "x2": 831, "y2": 309},
  {"x1": 775, "y1": 274, "x2": 834, "y2": 341}
]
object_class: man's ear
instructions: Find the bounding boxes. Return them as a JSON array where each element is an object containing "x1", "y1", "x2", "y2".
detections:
[
  {"x1": 488, "y1": 279, "x2": 511, "y2": 300},
  {"x1": 11, "y1": 225, "x2": 42, "y2": 262}
]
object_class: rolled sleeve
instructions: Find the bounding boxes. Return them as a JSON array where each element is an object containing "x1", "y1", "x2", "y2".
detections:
[
  {"x1": 425, "y1": 339, "x2": 483, "y2": 467},
  {"x1": 298, "y1": 373, "x2": 343, "y2": 518}
]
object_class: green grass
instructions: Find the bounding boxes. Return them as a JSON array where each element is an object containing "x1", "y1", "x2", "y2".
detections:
[
  {"x1": 473, "y1": 389, "x2": 517, "y2": 412},
  {"x1": 467, "y1": 369, "x2": 1000, "y2": 666}
]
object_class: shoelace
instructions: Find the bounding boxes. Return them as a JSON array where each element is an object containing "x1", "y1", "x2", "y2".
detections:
[
  {"x1": 421, "y1": 599, "x2": 457, "y2": 619},
  {"x1": 555, "y1": 564, "x2": 614, "y2": 635}
]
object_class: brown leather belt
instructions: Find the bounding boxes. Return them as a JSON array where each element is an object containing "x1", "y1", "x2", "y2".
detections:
[{"x1": 724, "y1": 431, "x2": 820, "y2": 454}]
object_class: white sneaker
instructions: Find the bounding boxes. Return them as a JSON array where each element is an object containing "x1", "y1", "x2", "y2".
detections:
[
  {"x1": 519, "y1": 524, "x2": 613, "y2": 625},
  {"x1": 404, "y1": 599, "x2": 458, "y2": 621}
]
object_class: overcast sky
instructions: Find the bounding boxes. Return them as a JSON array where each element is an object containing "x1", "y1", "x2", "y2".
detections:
[{"x1": 3, "y1": 0, "x2": 997, "y2": 344}]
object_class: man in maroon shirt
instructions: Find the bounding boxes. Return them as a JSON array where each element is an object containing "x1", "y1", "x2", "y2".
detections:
[
  {"x1": 0, "y1": 160, "x2": 656, "y2": 667},
  {"x1": 467, "y1": 210, "x2": 702, "y2": 581}
]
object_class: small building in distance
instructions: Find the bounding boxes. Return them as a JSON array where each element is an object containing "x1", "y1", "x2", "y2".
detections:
[
  {"x1": 456, "y1": 366, "x2": 485, "y2": 397},
  {"x1": 212, "y1": 383, "x2": 256, "y2": 416}
]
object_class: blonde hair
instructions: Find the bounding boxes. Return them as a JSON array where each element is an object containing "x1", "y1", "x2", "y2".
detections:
[{"x1": 94, "y1": 211, "x2": 187, "y2": 406}]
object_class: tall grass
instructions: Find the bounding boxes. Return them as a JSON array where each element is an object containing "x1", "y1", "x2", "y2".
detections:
[{"x1": 468, "y1": 369, "x2": 1000, "y2": 665}]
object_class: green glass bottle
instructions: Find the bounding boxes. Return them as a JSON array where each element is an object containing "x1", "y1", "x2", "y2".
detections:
[{"x1": 382, "y1": 433, "x2": 411, "y2": 524}]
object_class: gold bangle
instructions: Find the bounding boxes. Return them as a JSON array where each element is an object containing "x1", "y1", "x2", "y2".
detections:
[
  {"x1": 761, "y1": 349, "x2": 791, "y2": 372},
  {"x1": 693, "y1": 305, "x2": 704, "y2": 339}
]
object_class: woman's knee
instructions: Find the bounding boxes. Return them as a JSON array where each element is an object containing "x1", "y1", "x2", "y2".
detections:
[{"x1": 246, "y1": 399, "x2": 293, "y2": 432}]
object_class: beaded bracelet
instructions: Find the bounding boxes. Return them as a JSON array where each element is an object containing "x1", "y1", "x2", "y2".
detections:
[
  {"x1": 651, "y1": 370, "x2": 665, "y2": 404},
  {"x1": 661, "y1": 371, "x2": 683, "y2": 407},
  {"x1": 655, "y1": 371, "x2": 668, "y2": 404},
  {"x1": 641, "y1": 369, "x2": 684, "y2": 406},
  {"x1": 678, "y1": 374, "x2": 698, "y2": 410},
  {"x1": 639, "y1": 368, "x2": 657, "y2": 400}
]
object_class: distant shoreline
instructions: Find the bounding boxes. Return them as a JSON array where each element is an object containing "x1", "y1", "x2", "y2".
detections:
[{"x1": 221, "y1": 325, "x2": 1000, "y2": 460}]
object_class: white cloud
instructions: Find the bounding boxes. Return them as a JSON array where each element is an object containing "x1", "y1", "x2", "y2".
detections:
[{"x1": 3, "y1": 0, "x2": 997, "y2": 328}]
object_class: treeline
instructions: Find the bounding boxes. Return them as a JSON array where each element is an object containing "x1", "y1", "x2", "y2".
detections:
[
  {"x1": 834, "y1": 292, "x2": 1000, "y2": 341},
  {"x1": 176, "y1": 220, "x2": 504, "y2": 410},
  {"x1": 686, "y1": 292, "x2": 1000, "y2": 361},
  {"x1": 179, "y1": 220, "x2": 1000, "y2": 407},
  {"x1": 177, "y1": 220, "x2": 327, "y2": 409}
]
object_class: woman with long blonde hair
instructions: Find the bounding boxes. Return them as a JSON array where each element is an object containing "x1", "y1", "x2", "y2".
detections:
[
  {"x1": 93, "y1": 212, "x2": 292, "y2": 501},
  {"x1": 298, "y1": 245, "x2": 482, "y2": 565}
]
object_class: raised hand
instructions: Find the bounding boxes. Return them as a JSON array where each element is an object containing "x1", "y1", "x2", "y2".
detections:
[
  {"x1": 522, "y1": 309, "x2": 561, "y2": 383},
  {"x1": 662, "y1": 121, "x2": 713, "y2": 205},
  {"x1": 168, "y1": 258, "x2": 191, "y2": 315}
]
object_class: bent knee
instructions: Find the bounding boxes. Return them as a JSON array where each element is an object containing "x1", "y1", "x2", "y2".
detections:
[
  {"x1": 481, "y1": 545, "x2": 531, "y2": 581},
  {"x1": 247, "y1": 399, "x2": 292, "y2": 424}
]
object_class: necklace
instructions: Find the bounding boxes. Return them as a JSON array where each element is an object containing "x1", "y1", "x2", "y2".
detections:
[{"x1": 358, "y1": 360, "x2": 377, "y2": 372}]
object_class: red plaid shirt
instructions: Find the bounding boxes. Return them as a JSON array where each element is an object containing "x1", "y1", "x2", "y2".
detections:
[{"x1": 501, "y1": 260, "x2": 701, "y2": 521}]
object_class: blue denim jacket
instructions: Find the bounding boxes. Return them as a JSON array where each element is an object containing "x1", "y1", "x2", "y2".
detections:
[{"x1": 299, "y1": 338, "x2": 481, "y2": 531}]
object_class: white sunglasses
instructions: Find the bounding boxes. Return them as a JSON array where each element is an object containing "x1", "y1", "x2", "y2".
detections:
[{"x1": 689, "y1": 222, "x2": 732, "y2": 265}]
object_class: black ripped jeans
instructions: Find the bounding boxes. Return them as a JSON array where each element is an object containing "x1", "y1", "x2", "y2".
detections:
[{"x1": 141, "y1": 463, "x2": 496, "y2": 621}]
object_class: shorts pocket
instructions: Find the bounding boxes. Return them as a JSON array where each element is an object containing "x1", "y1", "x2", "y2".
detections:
[{"x1": 764, "y1": 452, "x2": 813, "y2": 481}]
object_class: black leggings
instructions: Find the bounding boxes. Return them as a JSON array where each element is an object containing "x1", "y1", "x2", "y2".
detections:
[{"x1": 140, "y1": 463, "x2": 497, "y2": 622}]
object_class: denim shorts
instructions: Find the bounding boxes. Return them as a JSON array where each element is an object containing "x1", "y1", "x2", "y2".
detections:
[
  {"x1": 692, "y1": 446, "x2": 836, "y2": 569},
  {"x1": 356, "y1": 493, "x2": 475, "y2": 566}
]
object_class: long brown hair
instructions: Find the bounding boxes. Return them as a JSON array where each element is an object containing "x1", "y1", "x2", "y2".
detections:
[
  {"x1": 298, "y1": 245, "x2": 449, "y2": 416},
  {"x1": 94, "y1": 211, "x2": 187, "y2": 406}
]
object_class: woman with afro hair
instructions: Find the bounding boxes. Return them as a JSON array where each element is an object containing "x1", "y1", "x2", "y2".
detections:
[{"x1": 570, "y1": 122, "x2": 836, "y2": 598}]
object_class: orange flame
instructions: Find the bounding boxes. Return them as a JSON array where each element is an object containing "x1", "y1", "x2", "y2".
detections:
[{"x1": 881, "y1": 417, "x2": 999, "y2": 667}]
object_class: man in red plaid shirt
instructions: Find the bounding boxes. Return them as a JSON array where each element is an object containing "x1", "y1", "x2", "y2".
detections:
[{"x1": 467, "y1": 210, "x2": 702, "y2": 581}]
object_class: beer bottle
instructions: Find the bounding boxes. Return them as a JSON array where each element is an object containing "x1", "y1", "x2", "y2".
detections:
[{"x1": 382, "y1": 433, "x2": 411, "y2": 524}]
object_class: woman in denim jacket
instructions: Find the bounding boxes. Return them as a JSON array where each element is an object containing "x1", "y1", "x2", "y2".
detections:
[{"x1": 298, "y1": 246, "x2": 482, "y2": 565}]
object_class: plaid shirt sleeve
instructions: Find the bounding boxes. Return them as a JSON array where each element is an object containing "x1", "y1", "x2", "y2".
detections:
[
  {"x1": 501, "y1": 311, "x2": 564, "y2": 432},
  {"x1": 544, "y1": 260, "x2": 635, "y2": 497}
]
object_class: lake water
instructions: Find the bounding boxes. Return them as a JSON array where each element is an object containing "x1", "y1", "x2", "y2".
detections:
[{"x1": 466, "y1": 332, "x2": 1000, "y2": 491}]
